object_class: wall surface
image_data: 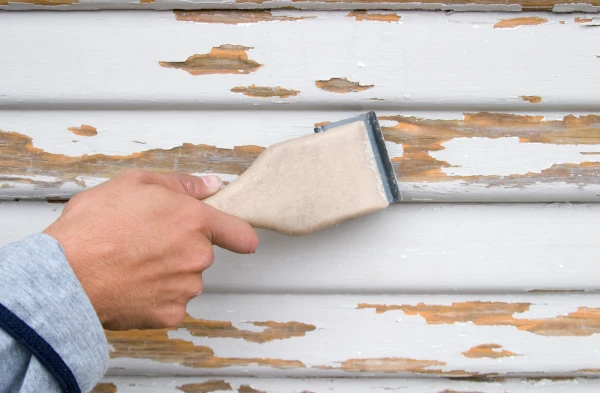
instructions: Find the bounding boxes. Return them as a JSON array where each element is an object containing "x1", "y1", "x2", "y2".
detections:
[{"x1": 1, "y1": 6, "x2": 599, "y2": 393}]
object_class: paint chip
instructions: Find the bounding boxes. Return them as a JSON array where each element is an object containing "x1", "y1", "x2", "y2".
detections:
[
  {"x1": 315, "y1": 77, "x2": 374, "y2": 93},
  {"x1": 68, "y1": 124, "x2": 97, "y2": 137},
  {"x1": 159, "y1": 45, "x2": 262, "y2": 76},
  {"x1": 231, "y1": 85, "x2": 300, "y2": 98},
  {"x1": 494, "y1": 17, "x2": 548, "y2": 28},
  {"x1": 178, "y1": 380, "x2": 232, "y2": 393},
  {"x1": 347, "y1": 11, "x2": 401, "y2": 22},
  {"x1": 461, "y1": 344, "x2": 520, "y2": 359},
  {"x1": 520, "y1": 95, "x2": 542, "y2": 104},
  {"x1": 575, "y1": 17, "x2": 593, "y2": 23}
]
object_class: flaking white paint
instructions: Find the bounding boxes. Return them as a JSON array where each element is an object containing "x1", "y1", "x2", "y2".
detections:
[
  {"x1": 433, "y1": 137, "x2": 600, "y2": 176},
  {"x1": 0, "y1": 12, "x2": 599, "y2": 109}
]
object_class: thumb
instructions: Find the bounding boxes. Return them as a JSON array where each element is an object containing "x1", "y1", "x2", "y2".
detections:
[{"x1": 137, "y1": 171, "x2": 223, "y2": 199}]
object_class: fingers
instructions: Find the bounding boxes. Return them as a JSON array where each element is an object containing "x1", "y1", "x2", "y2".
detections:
[
  {"x1": 132, "y1": 170, "x2": 222, "y2": 200},
  {"x1": 202, "y1": 205, "x2": 259, "y2": 254}
]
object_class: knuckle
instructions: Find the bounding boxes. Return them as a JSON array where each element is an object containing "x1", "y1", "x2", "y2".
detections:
[
  {"x1": 202, "y1": 248, "x2": 215, "y2": 268},
  {"x1": 175, "y1": 174, "x2": 195, "y2": 196}
]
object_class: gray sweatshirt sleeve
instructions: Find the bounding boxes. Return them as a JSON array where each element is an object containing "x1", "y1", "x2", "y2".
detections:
[{"x1": 0, "y1": 233, "x2": 109, "y2": 393}]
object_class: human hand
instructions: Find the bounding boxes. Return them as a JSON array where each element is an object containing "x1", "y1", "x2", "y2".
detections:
[{"x1": 44, "y1": 169, "x2": 258, "y2": 331}]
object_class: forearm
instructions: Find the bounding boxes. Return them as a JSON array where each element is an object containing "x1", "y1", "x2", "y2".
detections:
[{"x1": 0, "y1": 234, "x2": 109, "y2": 393}]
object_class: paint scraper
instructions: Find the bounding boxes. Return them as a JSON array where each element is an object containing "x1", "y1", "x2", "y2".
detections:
[{"x1": 203, "y1": 111, "x2": 401, "y2": 235}]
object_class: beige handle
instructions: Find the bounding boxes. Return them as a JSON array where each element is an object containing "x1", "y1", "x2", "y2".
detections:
[{"x1": 203, "y1": 122, "x2": 389, "y2": 236}]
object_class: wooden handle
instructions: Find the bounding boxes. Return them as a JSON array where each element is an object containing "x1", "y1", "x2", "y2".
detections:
[{"x1": 202, "y1": 122, "x2": 390, "y2": 236}]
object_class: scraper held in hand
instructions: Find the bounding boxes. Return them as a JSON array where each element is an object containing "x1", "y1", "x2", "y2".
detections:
[{"x1": 203, "y1": 111, "x2": 401, "y2": 235}]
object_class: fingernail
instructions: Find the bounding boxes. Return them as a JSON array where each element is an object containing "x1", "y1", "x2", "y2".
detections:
[{"x1": 201, "y1": 175, "x2": 222, "y2": 190}]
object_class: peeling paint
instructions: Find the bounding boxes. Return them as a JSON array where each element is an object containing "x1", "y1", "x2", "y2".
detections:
[
  {"x1": 575, "y1": 17, "x2": 594, "y2": 22},
  {"x1": 359, "y1": 302, "x2": 600, "y2": 336},
  {"x1": 106, "y1": 326, "x2": 305, "y2": 370},
  {"x1": 182, "y1": 316, "x2": 316, "y2": 343},
  {"x1": 347, "y1": 11, "x2": 401, "y2": 22},
  {"x1": 91, "y1": 383, "x2": 117, "y2": 393},
  {"x1": 494, "y1": 17, "x2": 548, "y2": 28},
  {"x1": 520, "y1": 95, "x2": 542, "y2": 104},
  {"x1": 159, "y1": 45, "x2": 262, "y2": 76},
  {"x1": 315, "y1": 78, "x2": 374, "y2": 93},
  {"x1": 381, "y1": 112, "x2": 600, "y2": 185},
  {"x1": 173, "y1": 10, "x2": 314, "y2": 24},
  {"x1": 177, "y1": 380, "x2": 232, "y2": 393},
  {"x1": 68, "y1": 124, "x2": 97, "y2": 137},
  {"x1": 461, "y1": 344, "x2": 520, "y2": 358},
  {"x1": 316, "y1": 357, "x2": 474, "y2": 376},
  {"x1": 0, "y1": 129, "x2": 263, "y2": 188},
  {"x1": 231, "y1": 85, "x2": 300, "y2": 98},
  {"x1": 3, "y1": 112, "x2": 599, "y2": 192}
]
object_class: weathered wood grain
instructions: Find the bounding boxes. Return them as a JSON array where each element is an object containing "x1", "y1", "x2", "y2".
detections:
[
  {"x1": 1, "y1": 0, "x2": 599, "y2": 11},
  {"x1": 1, "y1": 12, "x2": 599, "y2": 110},
  {"x1": 1, "y1": 110, "x2": 599, "y2": 202},
  {"x1": 3, "y1": 201, "x2": 600, "y2": 293}
]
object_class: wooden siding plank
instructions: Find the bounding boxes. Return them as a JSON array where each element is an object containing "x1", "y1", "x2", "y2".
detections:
[
  {"x1": 94, "y1": 376, "x2": 600, "y2": 392},
  {"x1": 97, "y1": 293, "x2": 600, "y2": 377},
  {"x1": 2, "y1": 201, "x2": 600, "y2": 293},
  {"x1": 1, "y1": 0, "x2": 599, "y2": 12},
  {"x1": 0, "y1": 12, "x2": 599, "y2": 110},
  {"x1": 1, "y1": 110, "x2": 599, "y2": 202}
]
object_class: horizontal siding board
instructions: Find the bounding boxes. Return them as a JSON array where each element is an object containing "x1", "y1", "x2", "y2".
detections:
[
  {"x1": 98, "y1": 293, "x2": 600, "y2": 377},
  {"x1": 2, "y1": 201, "x2": 600, "y2": 293},
  {"x1": 1, "y1": 110, "x2": 599, "y2": 202},
  {"x1": 1, "y1": 0, "x2": 599, "y2": 12},
  {"x1": 0, "y1": 12, "x2": 599, "y2": 110},
  {"x1": 94, "y1": 376, "x2": 600, "y2": 392}
]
